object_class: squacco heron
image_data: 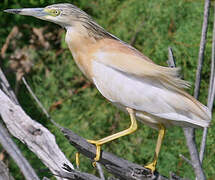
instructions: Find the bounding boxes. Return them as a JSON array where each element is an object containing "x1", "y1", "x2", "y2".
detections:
[{"x1": 4, "y1": 3, "x2": 211, "y2": 172}]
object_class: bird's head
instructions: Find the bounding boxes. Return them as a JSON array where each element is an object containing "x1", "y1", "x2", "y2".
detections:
[
  {"x1": 4, "y1": 3, "x2": 118, "y2": 40},
  {"x1": 4, "y1": 3, "x2": 91, "y2": 28}
]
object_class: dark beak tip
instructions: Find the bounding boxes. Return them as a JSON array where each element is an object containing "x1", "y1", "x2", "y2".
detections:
[{"x1": 4, "y1": 9, "x2": 21, "y2": 14}]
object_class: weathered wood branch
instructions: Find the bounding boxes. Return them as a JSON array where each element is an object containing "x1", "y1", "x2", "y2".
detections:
[
  {"x1": 57, "y1": 164, "x2": 101, "y2": 180},
  {"x1": 0, "y1": 70, "x2": 104, "y2": 180},
  {"x1": 0, "y1": 88, "x2": 74, "y2": 180},
  {"x1": 0, "y1": 122, "x2": 39, "y2": 180},
  {"x1": 0, "y1": 160, "x2": 15, "y2": 180},
  {"x1": 0, "y1": 68, "x2": 40, "y2": 180}
]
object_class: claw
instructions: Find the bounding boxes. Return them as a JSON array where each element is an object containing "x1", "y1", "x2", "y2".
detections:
[
  {"x1": 144, "y1": 162, "x2": 156, "y2": 173},
  {"x1": 87, "y1": 140, "x2": 102, "y2": 166}
]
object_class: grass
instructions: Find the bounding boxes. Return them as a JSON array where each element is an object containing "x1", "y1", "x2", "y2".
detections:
[{"x1": 0, "y1": 0, "x2": 215, "y2": 179}]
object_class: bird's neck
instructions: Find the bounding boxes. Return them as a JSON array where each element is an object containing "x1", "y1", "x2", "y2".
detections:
[
  {"x1": 65, "y1": 25, "x2": 97, "y2": 80},
  {"x1": 65, "y1": 25, "x2": 97, "y2": 54}
]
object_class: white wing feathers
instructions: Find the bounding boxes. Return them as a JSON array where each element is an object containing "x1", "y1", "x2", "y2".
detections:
[{"x1": 92, "y1": 52, "x2": 211, "y2": 128}]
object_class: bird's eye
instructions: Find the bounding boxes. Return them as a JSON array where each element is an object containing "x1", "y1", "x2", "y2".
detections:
[{"x1": 50, "y1": 9, "x2": 61, "y2": 17}]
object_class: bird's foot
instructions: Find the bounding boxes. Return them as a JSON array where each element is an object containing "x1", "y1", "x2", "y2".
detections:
[
  {"x1": 144, "y1": 162, "x2": 156, "y2": 173},
  {"x1": 87, "y1": 139, "x2": 102, "y2": 167}
]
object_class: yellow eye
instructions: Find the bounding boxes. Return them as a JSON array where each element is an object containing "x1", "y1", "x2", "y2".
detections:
[{"x1": 50, "y1": 9, "x2": 61, "y2": 16}]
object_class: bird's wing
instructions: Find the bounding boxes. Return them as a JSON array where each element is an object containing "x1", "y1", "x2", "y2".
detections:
[
  {"x1": 92, "y1": 45, "x2": 211, "y2": 126},
  {"x1": 93, "y1": 50, "x2": 190, "y2": 90},
  {"x1": 92, "y1": 38, "x2": 189, "y2": 89}
]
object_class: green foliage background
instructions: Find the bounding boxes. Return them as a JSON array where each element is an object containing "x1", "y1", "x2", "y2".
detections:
[{"x1": 0, "y1": 0, "x2": 215, "y2": 179}]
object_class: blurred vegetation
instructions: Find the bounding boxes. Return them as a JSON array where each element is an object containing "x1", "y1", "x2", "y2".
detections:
[{"x1": 0, "y1": 0, "x2": 215, "y2": 179}]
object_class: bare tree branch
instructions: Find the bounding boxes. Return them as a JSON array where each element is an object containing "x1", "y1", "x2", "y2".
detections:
[
  {"x1": 167, "y1": 47, "x2": 176, "y2": 67},
  {"x1": 58, "y1": 164, "x2": 102, "y2": 180},
  {"x1": 185, "y1": 1, "x2": 211, "y2": 179},
  {"x1": 199, "y1": 2, "x2": 215, "y2": 164},
  {"x1": 0, "y1": 123, "x2": 39, "y2": 180},
  {"x1": 130, "y1": 20, "x2": 144, "y2": 46},
  {"x1": 0, "y1": 75, "x2": 103, "y2": 180},
  {"x1": 0, "y1": 68, "x2": 19, "y2": 105},
  {"x1": 0, "y1": 160, "x2": 15, "y2": 180},
  {"x1": 21, "y1": 77, "x2": 61, "y2": 129},
  {"x1": 96, "y1": 163, "x2": 105, "y2": 180},
  {"x1": 207, "y1": 2, "x2": 215, "y2": 104},
  {"x1": 183, "y1": 1, "x2": 211, "y2": 179},
  {"x1": 183, "y1": 128, "x2": 205, "y2": 180},
  {"x1": 179, "y1": 154, "x2": 193, "y2": 167},
  {"x1": 0, "y1": 67, "x2": 40, "y2": 180},
  {"x1": 194, "y1": 0, "x2": 210, "y2": 98},
  {"x1": 167, "y1": 48, "x2": 205, "y2": 179},
  {"x1": 0, "y1": 88, "x2": 74, "y2": 180}
]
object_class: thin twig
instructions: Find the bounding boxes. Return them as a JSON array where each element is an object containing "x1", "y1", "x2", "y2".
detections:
[
  {"x1": 208, "y1": 2, "x2": 215, "y2": 103},
  {"x1": 130, "y1": 20, "x2": 144, "y2": 46},
  {"x1": 0, "y1": 160, "x2": 15, "y2": 180},
  {"x1": 22, "y1": 77, "x2": 61, "y2": 129},
  {"x1": 207, "y1": 2, "x2": 215, "y2": 111},
  {"x1": 0, "y1": 68, "x2": 19, "y2": 105},
  {"x1": 167, "y1": 47, "x2": 205, "y2": 179},
  {"x1": 194, "y1": 0, "x2": 210, "y2": 99},
  {"x1": 96, "y1": 163, "x2": 105, "y2": 180},
  {"x1": 179, "y1": 154, "x2": 193, "y2": 167},
  {"x1": 167, "y1": 48, "x2": 195, "y2": 170},
  {"x1": 186, "y1": 1, "x2": 210, "y2": 179},
  {"x1": 167, "y1": 48, "x2": 195, "y2": 169},
  {"x1": 199, "y1": 2, "x2": 215, "y2": 164},
  {"x1": 167, "y1": 47, "x2": 176, "y2": 67},
  {"x1": 199, "y1": 128, "x2": 208, "y2": 164}
]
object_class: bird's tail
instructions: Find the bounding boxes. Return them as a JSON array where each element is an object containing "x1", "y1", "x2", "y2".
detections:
[{"x1": 187, "y1": 95, "x2": 211, "y2": 128}]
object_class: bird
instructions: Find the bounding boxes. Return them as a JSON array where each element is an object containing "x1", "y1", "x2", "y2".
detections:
[{"x1": 4, "y1": 3, "x2": 211, "y2": 172}]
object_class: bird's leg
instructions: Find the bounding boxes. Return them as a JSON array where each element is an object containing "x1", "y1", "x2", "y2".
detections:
[
  {"x1": 144, "y1": 124, "x2": 165, "y2": 172},
  {"x1": 87, "y1": 108, "x2": 137, "y2": 166},
  {"x1": 75, "y1": 152, "x2": 80, "y2": 169}
]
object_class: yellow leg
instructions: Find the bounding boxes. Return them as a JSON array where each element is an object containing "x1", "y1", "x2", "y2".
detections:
[
  {"x1": 88, "y1": 108, "x2": 138, "y2": 165},
  {"x1": 144, "y1": 124, "x2": 165, "y2": 172},
  {"x1": 75, "y1": 152, "x2": 80, "y2": 169}
]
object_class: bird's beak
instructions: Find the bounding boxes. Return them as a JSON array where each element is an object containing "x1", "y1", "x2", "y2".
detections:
[{"x1": 4, "y1": 8, "x2": 48, "y2": 17}]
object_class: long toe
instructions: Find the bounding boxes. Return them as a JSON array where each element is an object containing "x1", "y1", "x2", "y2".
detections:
[{"x1": 144, "y1": 162, "x2": 156, "y2": 173}]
